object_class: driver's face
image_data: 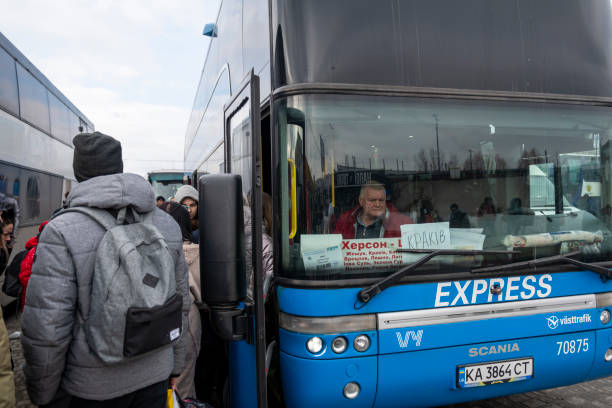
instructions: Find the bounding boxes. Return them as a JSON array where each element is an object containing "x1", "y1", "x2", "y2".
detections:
[{"x1": 359, "y1": 188, "x2": 386, "y2": 220}]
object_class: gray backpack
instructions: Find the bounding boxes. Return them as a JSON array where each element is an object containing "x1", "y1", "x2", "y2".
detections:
[{"x1": 59, "y1": 206, "x2": 183, "y2": 364}]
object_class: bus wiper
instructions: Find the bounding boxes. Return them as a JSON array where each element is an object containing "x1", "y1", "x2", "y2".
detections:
[
  {"x1": 472, "y1": 250, "x2": 612, "y2": 281},
  {"x1": 356, "y1": 249, "x2": 518, "y2": 305}
]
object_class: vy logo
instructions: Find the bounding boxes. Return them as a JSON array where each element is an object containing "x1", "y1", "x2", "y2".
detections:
[
  {"x1": 396, "y1": 330, "x2": 423, "y2": 348},
  {"x1": 547, "y1": 316, "x2": 559, "y2": 330}
]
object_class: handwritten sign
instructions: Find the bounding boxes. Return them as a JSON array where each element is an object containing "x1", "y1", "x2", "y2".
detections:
[{"x1": 400, "y1": 222, "x2": 451, "y2": 249}]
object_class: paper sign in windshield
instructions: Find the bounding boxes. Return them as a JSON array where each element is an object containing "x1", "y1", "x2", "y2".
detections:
[
  {"x1": 300, "y1": 235, "x2": 422, "y2": 272},
  {"x1": 450, "y1": 229, "x2": 485, "y2": 250},
  {"x1": 342, "y1": 238, "x2": 421, "y2": 271},
  {"x1": 400, "y1": 222, "x2": 451, "y2": 249},
  {"x1": 300, "y1": 234, "x2": 344, "y2": 273}
]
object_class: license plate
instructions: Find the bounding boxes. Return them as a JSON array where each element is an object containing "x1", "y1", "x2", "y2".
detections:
[{"x1": 457, "y1": 357, "x2": 533, "y2": 388}]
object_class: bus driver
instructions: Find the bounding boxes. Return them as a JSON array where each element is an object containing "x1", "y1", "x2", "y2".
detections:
[{"x1": 333, "y1": 181, "x2": 413, "y2": 239}]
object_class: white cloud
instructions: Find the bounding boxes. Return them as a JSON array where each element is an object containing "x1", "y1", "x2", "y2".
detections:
[{"x1": 63, "y1": 84, "x2": 189, "y2": 176}]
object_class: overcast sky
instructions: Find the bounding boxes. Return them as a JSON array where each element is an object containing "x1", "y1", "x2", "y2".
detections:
[{"x1": 1, "y1": 0, "x2": 221, "y2": 176}]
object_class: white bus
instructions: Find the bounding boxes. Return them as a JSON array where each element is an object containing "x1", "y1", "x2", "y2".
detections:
[{"x1": 0, "y1": 31, "x2": 94, "y2": 264}]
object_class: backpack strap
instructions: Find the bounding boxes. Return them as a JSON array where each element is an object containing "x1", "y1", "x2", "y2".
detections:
[
  {"x1": 54, "y1": 207, "x2": 118, "y2": 231},
  {"x1": 55, "y1": 206, "x2": 153, "y2": 230}
]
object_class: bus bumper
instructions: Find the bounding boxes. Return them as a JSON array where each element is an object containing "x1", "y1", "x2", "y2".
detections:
[{"x1": 280, "y1": 329, "x2": 612, "y2": 408}]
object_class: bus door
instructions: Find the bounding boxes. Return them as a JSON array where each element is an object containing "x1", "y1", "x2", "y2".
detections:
[{"x1": 223, "y1": 70, "x2": 267, "y2": 408}]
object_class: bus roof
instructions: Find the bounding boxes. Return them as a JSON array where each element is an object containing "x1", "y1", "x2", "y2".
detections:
[{"x1": 272, "y1": 0, "x2": 612, "y2": 99}]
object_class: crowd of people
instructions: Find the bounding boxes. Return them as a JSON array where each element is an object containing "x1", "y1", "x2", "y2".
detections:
[{"x1": 0, "y1": 131, "x2": 272, "y2": 408}]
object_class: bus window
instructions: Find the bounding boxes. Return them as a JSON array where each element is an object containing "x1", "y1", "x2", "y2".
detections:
[
  {"x1": 148, "y1": 172, "x2": 190, "y2": 200},
  {"x1": 229, "y1": 105, "x2": 252, "y2": 198},
  {"x1": 26, "y1": 175, "x2": 40, "y2": 220},
  {"x1": 49, "y1": 93, "x2": 71, "y2": 144},
  {"x1": 277, "y1": 94, "x2": 612, "y2": 280},
  {"x1": 12, "y1": 178, "x2": 19, "y2": 197},
  {"x1": 16, "y1": 63, "x2": 51, "y2": 133},
  {"x1": 0, "y1": 45, "x2": 19, "y2": 115}
]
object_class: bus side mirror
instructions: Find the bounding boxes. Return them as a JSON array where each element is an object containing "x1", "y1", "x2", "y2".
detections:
[{"x1": 199, "y1": 174, "x2": 248, "y2": 341}]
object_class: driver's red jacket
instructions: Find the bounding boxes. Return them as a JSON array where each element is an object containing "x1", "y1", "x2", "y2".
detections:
[{"x1": 333, "y1": 203, "x2": 413, "y2": 240}]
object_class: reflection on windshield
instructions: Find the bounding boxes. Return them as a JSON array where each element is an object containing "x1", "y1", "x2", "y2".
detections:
[
  {"x1": 278, "y1": 95, "x2": 612, "y2": 280},
  {"x1": 149, "y1": 174, "x2": 187, "y2": 201}
]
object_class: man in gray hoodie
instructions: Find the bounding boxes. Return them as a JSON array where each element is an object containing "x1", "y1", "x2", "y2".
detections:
[{"x1": 21, "y1": 132, "x2": 189, "y2": 407}]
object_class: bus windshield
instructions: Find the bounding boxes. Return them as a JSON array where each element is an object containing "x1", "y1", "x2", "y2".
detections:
[
  {"x1": 148, "y1": 172, "x2": 188, "y2": 201},
  {"x1": 277, "y1": 94, "x2": 612, "y2": 280}
]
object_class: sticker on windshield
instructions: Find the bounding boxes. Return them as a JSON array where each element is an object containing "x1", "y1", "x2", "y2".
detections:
[{"x1": 300, "y1": 234, "x2": 345, "y2": 273}]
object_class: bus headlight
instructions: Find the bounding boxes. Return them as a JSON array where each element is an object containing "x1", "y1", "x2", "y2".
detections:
[
  {"x1": 331, "y1": 336, "x2": 348, "y2": 354},
  {"x1": 600, "y1": 309, "x2": 610, "y2": 325},
  {"x1": 605, "y1": 348, "x2": 612, "y2": 362},
  {"x1": 306, "y1": 336, "x2": 323, "y2": 354},
  {"x1": 354, "y1": 334, "x2": 370, "y2": 352},
  {"x1": 343, "y1": 382, "x2": 360, "y2": 399}
]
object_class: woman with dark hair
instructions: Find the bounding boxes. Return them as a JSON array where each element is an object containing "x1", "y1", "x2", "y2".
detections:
[{"x1": 162, "y1": 202, "x2": 202, "y2": 401}]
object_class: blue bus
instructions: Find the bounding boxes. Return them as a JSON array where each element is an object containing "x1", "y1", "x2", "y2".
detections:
[{"x1": 185, "y1": 1, "x2": 612, "y2": 406}]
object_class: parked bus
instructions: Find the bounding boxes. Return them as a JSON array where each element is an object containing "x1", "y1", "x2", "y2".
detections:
[
  {"x1": 0, "y1": 32, "x2": 93, "y2": 263},
  {"x1": 185, "y1": 1, "x2": 612, "y2": 407},
  {"x1": 147, "y1": 170, "x2": 191, "y2": 201}
]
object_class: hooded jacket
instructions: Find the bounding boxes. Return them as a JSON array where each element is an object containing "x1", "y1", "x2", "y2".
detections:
[{"x1": 21, "y1": 173, "x2": 190, "y2": 405}]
